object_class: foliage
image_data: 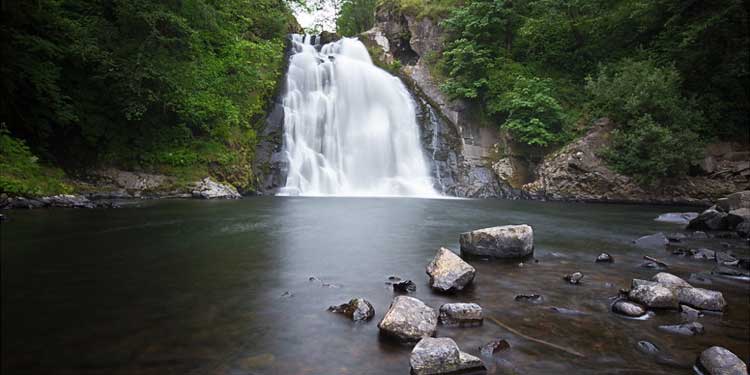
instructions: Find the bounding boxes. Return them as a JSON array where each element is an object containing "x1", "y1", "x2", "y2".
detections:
[
  {"x1": 337, "y1": 0, "x2": 377, "y2": 36},
  {"x1": 0, "y1": 127, "x2": 72, "y2": 196},
  {"x1": 377, "y1": 0, "x2": 460, "y2": 20},
  {"x1": 587, "y1": 59, "x2": 706, "y2": 182},
  {"x1": 0, "y1": 0, "x2": 296, "y2": 195}
]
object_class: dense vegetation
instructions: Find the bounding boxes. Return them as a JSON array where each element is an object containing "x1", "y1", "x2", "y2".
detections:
[
  {"x1": 349, "y1": 0, "x2": 749, "y2": 183},
  {"x1": 0, "y1": 0, "x2": 299, "y2": 196}
]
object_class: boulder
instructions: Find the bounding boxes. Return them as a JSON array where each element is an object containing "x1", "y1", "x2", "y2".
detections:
[
  {"x1": 726, "y1": 208, "x2": 750, "y2": 229},
  {"x1": 680, "y1": 305, "x2": 703, "y2": 322},
  {"x1": 611, "y1": 299, "x2": 647, "y2": 317},
  {"x1": 737, "y1": 220, "x2": 750, "y2": 238},
  {"x1": 378, "y1": 296, "x2": 437, "y2": 342},
  {"x1": 393, "y1": 280, "x2": 417, "y2": 293},
  {"x1": 697, "y1": 346, "x2": 748, "y2": 375},
  {"x1": 595, "y1": 253, "x2": 614, "y2": 263},
  {"x1": 658, "y1": 322, "x2": 704, "y2": 336},
  {"x1": 655, "y1": 212, "x2": 699, "y2": 225},
  {"x1": 410, "y1": 337, "x2": 486, "y2": 375},
  {"x1": 716, "y1": 191, "x2": 750, "y2": 212},
  {"x1": 651, "y1": 272, "x2": 692, "y2": 289},
  {"x1": 688, "y1": 208, "x2": 728, "y2": 231},
  {"x1": 426, "y1": 247, "x2": 476, "y2": 292},
  {"x1": 328, "y1": 298, "x2": 375, "y2": 322},
  {"x1": 191, "y1": 177, "x2": 241, "y2": 199},
  {"x1": 633, "y1": 233, "x2": 668, "y2": 248},
  {"x1": 438, "y1": 303, "x2": 483, "y2": 326},
  {"x1": 459, "y1": 225, "x2": 534, "y2": 258},
  {"x1": 631, "y1": 279, "x2": 658, "y2": 289},
  {"x1": 628, "y1": 284, "x2": 678, "y2": 309},
  {"x1": 676, "y1": 287, "x2": 726, "y2": 312}
]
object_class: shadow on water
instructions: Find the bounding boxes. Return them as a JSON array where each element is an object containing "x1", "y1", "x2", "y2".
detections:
[{"x1": 1, "y1": 197, "x2": 748, "y2": 374}]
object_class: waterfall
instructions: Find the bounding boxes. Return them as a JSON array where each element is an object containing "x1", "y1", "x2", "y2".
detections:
[{"x1": 277, "y1": 35, "x2": 439, "y2": 197}]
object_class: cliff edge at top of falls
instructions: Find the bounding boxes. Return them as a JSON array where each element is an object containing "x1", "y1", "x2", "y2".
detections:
[{"x1": 355, "y1": 6, "x2": 749, "y2": 204}]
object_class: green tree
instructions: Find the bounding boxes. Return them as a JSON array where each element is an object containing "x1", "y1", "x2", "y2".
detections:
[{"x1": 337, "y1": 0, "x2": 377, "y2": 36}]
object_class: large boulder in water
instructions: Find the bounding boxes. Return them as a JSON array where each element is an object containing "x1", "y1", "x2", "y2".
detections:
[
  {"x1": 438, "y1": 303, "x2": 483, "y2": 326},
  {"x1": 426, "y1": 247, "x2": 476, "y2": 292},
  {"x1": 651, "y1": 272, "x2": 692, "y2": 289},
  {"x1": 676, "y1": 287, "x2": 727, "y2": 312},
  {"x1": 459, "y1": 225, "x2": 534, "y2": 258},
  {"x1": 628, "y1": 284, "x2": 678, "y2": 309},
  {"x1": 378, "y1": 296, "x2": 437, "y2": 342},
  {"x1": 192, "y1": 177, "x2": 241, "y2": 199},
  {"x1": 696, "y1": 346, "x2": 748, "y2": 375},
  {"x1": 410, "y1": 337, "x2": 486, "y2": 375},
  {"x1": 688, "y1": 207, "x2": 728, "y2": 231}
]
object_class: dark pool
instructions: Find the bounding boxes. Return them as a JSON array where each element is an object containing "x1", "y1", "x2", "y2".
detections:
[{"x1": 1, "y1": 197, "x2": 748, "y2": 374}]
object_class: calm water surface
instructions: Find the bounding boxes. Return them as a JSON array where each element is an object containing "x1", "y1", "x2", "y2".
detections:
[{"x1": 2, "y1": 197, "x2": 748, "y2": 374}]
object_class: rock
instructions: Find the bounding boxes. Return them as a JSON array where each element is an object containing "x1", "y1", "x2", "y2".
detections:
[
  {"x1": 191, "y1": 177, "x2": 241, "y2": 199},
  {"x1": 693, "y1": 231, "x2": 709, "y2": 239},
  {"x1": 681, "y1": 305, "x2": 703, "y2": 322},
  {"x1": 655, "y1": 212, "x2": 699, "y2": 224},
  {"x1": 688, "y1": 208, "x2": 728, "y2": 231},
  {"x1": 636, "y1": 341, "x2": 660, "y2": 355},
  {"x1": 716, "y1": 252, "x2": 739, "y2": 266},
  {"x1": 716, "y1": 191, "x2": 750, "y2": 212},
  {"x1": 676, "y1": 287, "x2": 726, "y2": 311},
  {"x1": 628, "y1": 284, "x2": 678, "y2": 309},
  {"x1": 549, "y1": 306, "x2": 588, "y2": 316},
  {"x1": 692, "y1": 248, "x2": 717, "y2": 260},
  {"x1": 633, "y1": 233, "x2": 668, "y2": 248},
  {"x1": 713, "y1": 265, "x2": 750, "y2": 278},
  {"x1": 393, "y1": 280, "x2": 417, "y2": 293},
  {"x1": 700, "y1": 155, "x2": 718, "y2": 174},
  {"x1": 631, "y1": 279, "x2": 658, "y2": 288},
  {"x1": 726, "y1": 208, "x2": 750, "y2": 229},
  {"x1": 736, "y1": 221, "x2": 750, "y2": 238},
  {"x1": 697, "y1": 346, "x2": 748, "y2": 375},
  {"x1": 479, "y1": 339, "x2": 510, "y2": 356},
  {"x1": 666, "y1": 232, "x2": 688, "y2": 242},
  {"x1": 595, "y1": 253, "x2": 614, "y2": 263},
  {"x1": 410, "y1": 337, "x2": 486, "y2": 375},
  {"x1": 640, "y1": 261, "x2": 667, "y2": 270},
  {"x1": 563, "y1": 272, "x2": 584, "y2": 284},
  {"x1": 514, "y1": 294, "x2": 544, "y2": 303},
  {"x1": 426, "y1": 247, "x2": 476, "y2": 292},
  {"x1": 438, "y1": 303, "x2": 483, "y2": 326},
  {"x1": 328, "y1": 298, "x2": 375, "y2": 322},
  {"x1": 378, "y1": 296, "x2": 438, "y2": 342},
  {"x1": 41, "y1": 194, "x2": 96, "y2": 208},
  {"x1": 459, "y1": 225, "x2": 534, "y2": 258},
  {"x1": 611, "y1": 299, "x2": 647, "y2": 317},
  {"x1": 658, "y1": 322, "x2": 704, "y2": 336},
  {"x1": 651, "y1": 272, "x2": 692, "y2": 289}
]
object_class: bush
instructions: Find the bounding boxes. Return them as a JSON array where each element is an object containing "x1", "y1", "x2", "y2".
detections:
[
  {"x1": 0, "y1": 128, "x2": 72, "y2": 197},
  {"x1": 586, "y1": 59, "x2": 707, "y2": 183}
]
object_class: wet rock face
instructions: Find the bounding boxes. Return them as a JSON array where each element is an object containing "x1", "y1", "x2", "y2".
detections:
[
  {"x1": 438, "y1": 303, "x2": 483, "y2": 326},
  {"x1": 612, "y1": 300, "x2": 647, "y2": 317},
  {"x1": 460, "y1": 225, "x2": 534, "y2": 258},
  {"x1": 697, "y1": 346, "x2": 748, "y2": 375},
  {"x1": 426, "y1": 247, "x2": 476, "y2": 292},
  {"x1": 328, "y1": 298, "x2": 375, "y2": 322},
  {"x1": 378, "y1": 296, "x2": 437, "y2": 342},
  {"x1": 410, "y1": 337, "x2": 486, "y2": 375},
  {"x1": 628, "y1": 284, "x2": 678, "y2": 309},
  {"x1": 192, "y1": 177, "x2": 241, "y2": 199}
]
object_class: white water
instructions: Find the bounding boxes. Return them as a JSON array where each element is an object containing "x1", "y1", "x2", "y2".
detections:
[{"x1": 277, "y1": 35, "x2": 438, "y2": 197}]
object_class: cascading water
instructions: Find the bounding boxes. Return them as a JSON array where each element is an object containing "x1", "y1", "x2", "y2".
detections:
[{"x1": 277, "y1": 34, "x2": 439, "y2": 197}]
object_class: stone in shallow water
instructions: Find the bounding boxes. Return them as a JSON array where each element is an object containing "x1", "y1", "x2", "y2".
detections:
[
  {"x1": 633, "y1": 233, "x2": 668, "y2": 248},
  {"x1": 328, "y1": 298, "x2": 375, "y2": 322},
  {"x1": 514, "y1": 294, "x2": 544, "y2": 303},
  {"x1": 563, "y1": 272, "x2": 584, "y2": 284},
  {"x1": 479, "y1": 339, "x2": 510, "y2": 356},
  {"x1": 393, "y1": 279, "x2": 417, "y2": 293},
  {"x1": 628, "y1": 284, "x2": 678, "y2": 309},
  {"x1": 378, "y1": 296, "x2": 437, "y2": 342},
  {"x1": 680, "y1": 305, "x2": 703, "y2": 322},
  {"x1": 459, "y1": 225, "x2": 534, "y2": 258},
  {"x1": 636, "y1": 341, "x2": 660, "y2": 355},
  {"x1": 658, "y1": 322, "x2": 704, "y2": 336},
  {"x1": 697, "y1": 346, "x2": 748, "y2": 375},
  {"x1": 595, "y1": 253, "x2": 614, "y2": 263},
  {"x1": 655, "y1": 212, "x2": 699, "y2": 224},
  {"x1": 426, "y1": 247, "x2": 476, "y2": 293},
  {"x1": 612, "y1": 299, "x2": 646, "y2": 317},
  {"x1": 676, "y1": 287, "x2": 727, "y2": 312},
  {"x1": 438, "y1": 303, "x2": 483, "y2": 326},
  {"x1": 410, "y1": 337, "x2": 486, "y2": 375}
]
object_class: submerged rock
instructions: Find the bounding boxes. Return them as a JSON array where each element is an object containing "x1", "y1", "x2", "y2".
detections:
[
  {"x1": 612, "y1": 299, "x2": 647, "y2": 317},
  {"x1": 636, "y1": 341, "x2": 660, "y2": 355},
  {"x1": 680, "y1": 305, "x2": 704, "y2": 322},
  {"x1": 658, "y1": 322, "x2": 704, "y2": 336},
  {"x1": 328, "y1": 298, "x2": 375, "y2": 322},
  {"x1": 438, "y1": 303, "x2": 483, "y2": 326},
  {"x1": 628, "y1": 284, "x2": 678, "y2": 309},
  {"x1": 655, "y1": 212, "x2": 699, "y2": 224},
  {"x1": 479, "y1": 339, "x2": 510, "y2": 356},
  {"x1": 563, "y1": 272, "x2": 584, "y2": 284},
  {"x1": 696, "y1": 346, "x2": 748, "y2": 375},
  {"x1": 378, "y1": 296, "x2": 437, "y2": 342},
  {"x1": 633, "y1": 233, "x2": 668, "y2": 248},
  {"x1": 192, "y1": 177, "x2": 241, "y2": 199},
  {"x1": 426, "y1": 247, "x2": 476, "y2": 292},
  {"x1": 410, "y1": 337, "x2": 486, "y2": 375},
  {"x1": 393, "y1": 280, "x2": 417, "y2": 293},
  {"x1": 666, "y1": 232, "x2": 688, "y2": 242},
  {"x1": 514, "y1": 294, "x2": 544, "y2": 303},
  {"x1": 459, "y1": 225, "x2": 534, "y2": 258},
  {"x1": 595, "y1": 253, "x2": 614, "y2": 263}
]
